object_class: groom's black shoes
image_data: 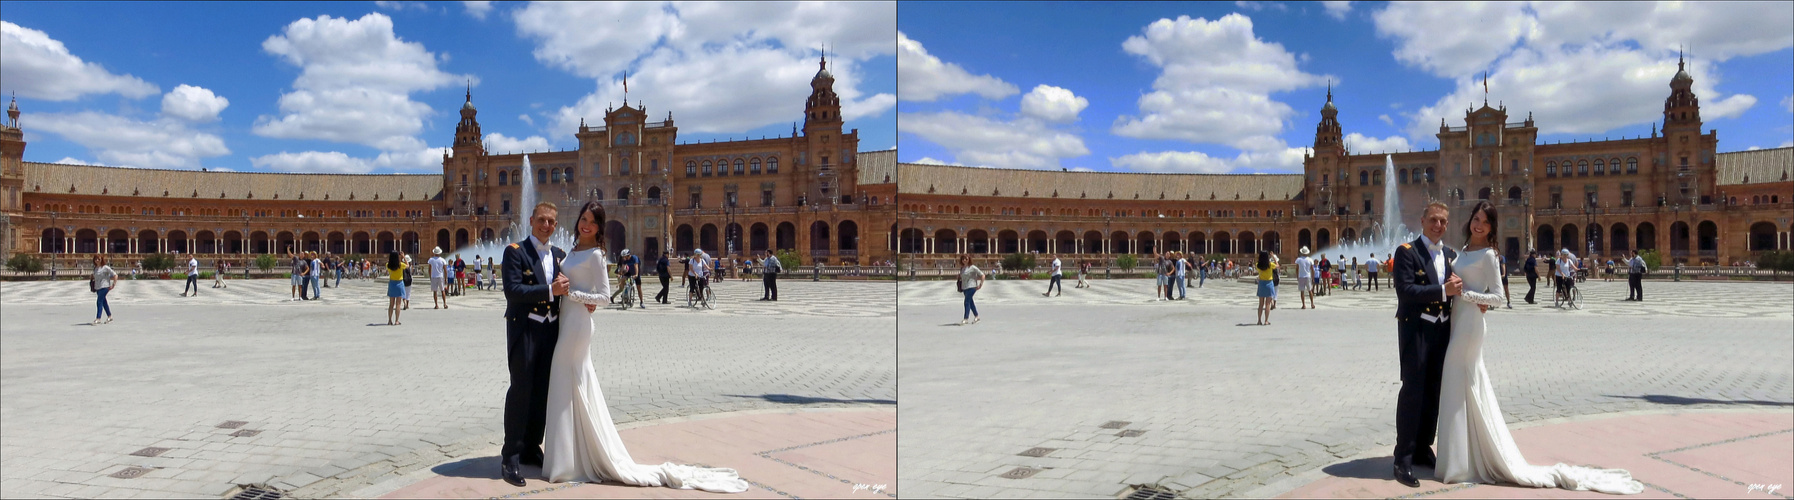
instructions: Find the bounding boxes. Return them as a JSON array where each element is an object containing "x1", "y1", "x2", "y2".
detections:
[
  {"x1": 1393, "y1": 463, "x2": 1421, "y2": 488},
  {"x1": 1413, "y1": 450, "x2": 1436, "y2": 468},
  {"x1": 500, "y1": 458, "x2": 526, "y2": 487},
  {"x1": 522, "y1": 449, "x2": 544, "y2": 467}
]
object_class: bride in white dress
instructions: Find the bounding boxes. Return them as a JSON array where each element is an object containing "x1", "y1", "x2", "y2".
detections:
[
  {"x1": 542, "y1": 202, "x2": 750, "y2": 493},
  {"x1": 1434, "y1": 201, "x2": 1642, "y2": 494}
]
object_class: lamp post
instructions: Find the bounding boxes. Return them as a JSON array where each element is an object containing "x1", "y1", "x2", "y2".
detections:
[
  {"x1": 49, "y1": 210, "x2": 59, "y2": 279},
  {"x1": 1104, "y1": 211, "x2": 1113, "y2": 279},
  {"x1": 906, "y1": 211, "x2": 917, "y2": 279}
]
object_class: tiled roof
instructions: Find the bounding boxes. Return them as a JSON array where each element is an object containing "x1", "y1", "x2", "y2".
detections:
[
  {"x1": 1716, "y1": 147, "x2": 1792, "y2": 185},
  {"x1": 23, "y1": 162, "x2": 443, "y2": 202},
  {"x1": 897, "y1": 162, "x2": 1305, "y2": 202},
  {"x1": 856, "y1": 149, "x2": 896, "y2": 185}
]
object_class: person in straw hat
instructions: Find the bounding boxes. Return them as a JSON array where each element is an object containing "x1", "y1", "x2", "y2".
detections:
[
  {"x1": 1295, "y1": 246, "x2": 1316, "y2": 309},
  {"x1": 428, "y1": 246, "x2": 451, "y2": 309}
]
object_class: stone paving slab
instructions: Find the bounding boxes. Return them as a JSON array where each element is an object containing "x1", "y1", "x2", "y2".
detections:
[
  {"x1": 897, "y1": 278, "x2": 1792, "y2": 499},
  {"x1": 368, "y1": 407, "x2": 896, "y2": 499},
  {"x1": 1270, "y1": 410, "x2": 1793, "y2": 499},
  {"x1": 2, "y1": 278, "x2": 893, "y2": 499}
]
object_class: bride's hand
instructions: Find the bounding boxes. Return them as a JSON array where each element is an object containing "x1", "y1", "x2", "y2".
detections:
[
  {"x1": 1478, "y1": 304, "x2": 1489, "y2": 313},
  {"x1": 585, "y1": 303, "x2": 597, "y2": 312}
]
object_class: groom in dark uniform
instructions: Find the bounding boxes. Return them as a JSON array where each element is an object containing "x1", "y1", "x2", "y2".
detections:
[
  {"x1": 1391, "y1": 201, "x2": 1464, "y2": 487},
  {"x1": 499, "y1": 202, "x2": 570, "y2": 487}
]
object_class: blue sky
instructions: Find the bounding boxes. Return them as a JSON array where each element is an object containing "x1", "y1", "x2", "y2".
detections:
[
  {"x1": 898, "y1": 1, "x2": 1794, "y2": 174},
  {"x1": 0, "y1": 1, "x2": 896, "y2": 173}
]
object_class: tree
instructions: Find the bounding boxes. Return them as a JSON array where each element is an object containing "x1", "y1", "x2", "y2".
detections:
[
  {"x1": 1000, "y1": 253, "x2": 1035, "y2": 276},
  {"x1": 6, "y1": 254, "x2": 43, "y2": 275},
  {"x1": 255, "y1": 254, "x2": 278, "y2": 272},
  {"x1": 1638, "y1": 249, "x2": 1663, "y2": 272},
  {"x1": 1116, "y1": 254, "x2": 1138, "y2": 271},
  {"x1": 140, "y1": 253, "x2": 176, "y2": 271},
  {"x1": 773, "y1": 249, "x2": 800, "y2": 272}
]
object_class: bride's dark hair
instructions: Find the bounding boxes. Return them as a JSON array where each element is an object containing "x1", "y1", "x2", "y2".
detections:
[
  {"x1": 578, "y1": 201, "x2": 607, "y2": 251},
  {"x1": 1463, "y1": 200, "x2": 1498, "y2": 248}
]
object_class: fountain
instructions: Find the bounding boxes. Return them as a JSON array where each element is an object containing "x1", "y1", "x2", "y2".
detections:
[
  {"x1": 447, "y1": 155, "x2": 578, "y2": 265},
  {"x1": 1313, "y1": 155, "x2": 1418, "y2": 263}
]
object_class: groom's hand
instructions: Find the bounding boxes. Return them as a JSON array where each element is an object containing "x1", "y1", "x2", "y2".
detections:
[{"x1": 551, "y1": 274, "x2": 570, "y2": 296}]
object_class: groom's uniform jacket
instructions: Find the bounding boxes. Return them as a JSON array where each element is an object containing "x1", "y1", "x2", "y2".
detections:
[
  {"x1": 503, "y1": 237, "x2": 566, "y2": 321},
  {"x1": 1394, "y1": 235, "x2": 1457, "y2": 323}
]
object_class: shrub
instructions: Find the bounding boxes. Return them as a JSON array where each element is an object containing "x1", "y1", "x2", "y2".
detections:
[
  {"x1": 255, "y1": 254, "x2": 278, "y2": 272},
  {"x1": 773, "y1": 249, "x2": 800, "y2": 271},
  {"x1": 1638, "y1": 249, "x2": 1662, "y2": 272},
  {"x1": 1116, "y1": 254, "x2": 1138, "y2": 271},
  {"x1": 1000, "y1": 253, "x2": 1035, "y2": 275},
  {"x1": 140, "y1": 253, "x2": 177, "y2": 271},
  {"x1": 6, "y1": 254, "x2": 43, "y2": 275}
]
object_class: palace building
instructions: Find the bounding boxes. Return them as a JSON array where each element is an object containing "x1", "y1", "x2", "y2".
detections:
[
  {"x1": 894, "y1": 55, "x2": 1791, "y2": 267},
  {"x1": 0, "y1": 56, "x2": 897, "y2": 268}
]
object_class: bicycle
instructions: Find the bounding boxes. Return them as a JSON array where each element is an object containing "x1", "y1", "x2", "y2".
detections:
[
  {"x1": 611, "y1": 276, "x2": 636, "y2": 309},
  {"x1": 686, "y1": 277, "x2": 716, "y2": 310},
  {"x1": 1553, "y1": 275, "x2": 1582, "y2": 309}
]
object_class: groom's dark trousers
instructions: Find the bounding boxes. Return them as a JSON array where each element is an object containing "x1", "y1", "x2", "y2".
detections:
[
  {"x1": 1392, "y1": 236, "x2": 1455, "y2": 468},
  {"x1": 500, "y1": 238, "x2": 565, "y2": 468}
]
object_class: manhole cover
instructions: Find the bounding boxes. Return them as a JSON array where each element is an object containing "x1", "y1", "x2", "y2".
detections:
[
  {"x1": 1018, "y1": 447, "x2": 1056, "y2": 457},
  {"x1": 1123, "y1": 485, "x2": 1178, "y2": 500},
  {"x1": 108, "y1": 466, "x2": 152, "y2": 479},
  {"x1": 230, "y1": 486, "x2": 285, "y2": 500},
  {"x1": 231, "y1": 429, "x2": 261, "y2": 437},
  {"x1": 999, "y1": 467, "x2": 1041, "y2": 479},
  {"x1": 130, "y1": 447, "x2": 170, "y2": 457},
  {"x1": 1117, "y1": 429, "x2": 1147, "y2": 437},
  {"x1": 1100, "y1": 421, "x2": 1131, "y2": 429},
  {"x1": 217, "y1": 421, "x2": 248, "y2": 429}
]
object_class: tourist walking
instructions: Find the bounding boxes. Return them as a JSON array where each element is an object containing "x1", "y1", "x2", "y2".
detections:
[
  {"x1": 1255, "y1": 251, "x2": 1278, "y2": 325},
  {"x1": 1174, "y1": 252, "x2": 1189, "y2": 299},
  {"x1": 402, "y1": 254, "x2": 414, "y2": 309},
  {"x1": 309, "y1": 252, "x2": 323, "y2": 300},
  {"x1": 453, "y1": 254, "x2": 467, "y2": 296},
  {"x1": 182, "y1": 253, "x2": 200, "y2": 297},
  {"x1": 1366, "y1": 253, "x2": 1381, "y2": 291},
  {"x1": 487, "y1": 257, "x2": 498, "y2": 290},
  {"x1": 213, "y1": 258, "x2": 226, "y2": 288},
  {"x1": 429, "y1": 248, "x2": 449, "y2": 309},
  {"x1": 91, "y1": 255, "x2": 116, "y2": 325},
  {"x1": 386, "y1": 252, "x2": 406, "y2": 325},
  {"x1": 759, "y1": 250, "x2": 782, "y2": 301},
  {"x1": 472, "y1": 255, "x2": 485, "y2": 291},
  {"x1": 1043, "y1": 254, "x2": 1062, "y2": 297},
  {"x1": 957, "y1": 254, "x2": 983, "y2": 325},
  {"x1": 655, "y1": 251, "x2": 672, "y2": 304},
  {"x1": 1625, "y1": 250, "x2": 1647, "y2": 301},
  {"x1": 1523, "y1": 250, "x2": 1539, "y2": 304},
  {"x1": 1351, "y1": 257, "x2": 1362, "y2": 290},
  {"x1": 1076, "y1": 259, "x2": 1090, "y2": 288},
  {"x1": 1296, "y1": 247, "x2": 1315, "y2": 309}
]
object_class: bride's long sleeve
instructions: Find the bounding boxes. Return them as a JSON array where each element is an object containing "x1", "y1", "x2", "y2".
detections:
[
  {"x1": 566, "y1": 251, "x2": 613, "y2": 306},
  {"x1": 1460, "y1": 251, "x2": 1505, "y2": 307}
]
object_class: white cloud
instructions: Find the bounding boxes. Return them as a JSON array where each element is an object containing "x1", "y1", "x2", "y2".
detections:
[
  {"x1": 374, "y1": 1, "x2": 430, "y2": 12},
  {"x1": 160, "y1": 85, "x2": 230, "y2": 122},
  {"x1": 898, "y1": 32, "x2": 1018, "y2": 102},
  {"x1": 517, "y1": 2, "x2": 895, "y2": 137},
  {"x1": 1783, "y1": 95, "x2": 1793, "y2": 113},
  {"x1": 911, "y1": 157, "x2": 948, "y2": 165},
  {"x1": 900, "y1": 111, "x2": 1088, "y2": 170},
  {"x1": 0, "y1": 21, "x2": 159, "y2": 101},
  {"x1": 253, "y1": 13, "x2": 468, "y2": 172},
  {"x1": 484, "y1": 132, "x2": 551, "y2": 153},
  {"x1": 1019, "y1": 85, "x2": 1088, "y2": 123},
  {"x1": 1234, "y1": 2, "x2": 1288, "y2": 13},
  {"x1": 1781, "y1": 140, "x2": 1793, "y2": 148},
  {"x1": 1377, "y1": 114, "x2": 1394, "y2": 126},
  {"x1": 54, "y1": 157, "x2": 95, "y2": 165},
  {"x1": 251, "y1": 151, "x2": 369, "y2": 174},
  {"x1": 1372, "y1": 3, "x2": 1531, "y2": 78},
  {"x1": 27, "y1": 111, "x2": 229, "y2": 169},
  {"x1": 518, "y1": 114, "x2": 534, "y2": 126},
  {"x1": 1110, "y1": 146, "x2": 1308, "y2": 174},
  {"x1": 463, "y1": 1, "x2": 493, "y2": 19},
  {"x1": 1321, "y1": 1, "x2": 1352, "y2": 20},
  {"x1": 1343, "y1": 132, "x2": 1412, "y2": 154},
  {"x1": 1113, "y1": 14, "x2": 1329, "y2": 150}
]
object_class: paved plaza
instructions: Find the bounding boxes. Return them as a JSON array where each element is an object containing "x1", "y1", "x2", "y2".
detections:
[
  {"x1": 0, "y1": 277, "x2": 894, "y2": 499},
  {"x1": 897, "y1": 277, "x2": 1793, "y2": 499}
]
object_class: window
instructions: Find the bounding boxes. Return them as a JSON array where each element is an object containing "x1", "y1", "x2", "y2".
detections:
[
  {"x1": 762, "y1": 188, "x2": 774, "y2": 207},
  {"x1": 1480, "y1": 157, "x2": 1490, "y2": 176},
  {"x1": 726, "y1": 191, "x2": 738, "y2": 207},
  {"x1": 502, "y1": 199, "x2": 511, "y2": 214},
  {"x1": 1679, "y1": 156, "x2": 1688, "y2": 167},
  {"x1": 717, "y1": 159, "x2": 728, "y2": 176},
  {"x1": 1359, "y1": 170, "x2": 1369, "y2": 186},
  {"x1": 650, "y1": 159, "x2": 658, "y2": 173},
  {"x1": 1593, "y1": 159, "x2": 1604, "y2": 176},
  {"x1": 689, "y1": 193, "x2": 702, "y2": 209},
  {"x1": 620, "y1": 158, "x2": 629, "y2": 175},
  {"x1": 1622, "y1": 189, "x2": 1634, "y2": 207},
  {"x1": 1626, "y1": 157, "x2": 1637, "y2": 173},
  {"x1": 564, "y1": 168, "x2": 575, "y2": 183},
  {"x1": 551, "y1": 168, "x2": 562, "y2": 183},
  {"x1": 751, "y1": 158, "x2": 762, "y2": 174},
  {"x1": 1425, "y1": 167, "x2": 1435, "y2": 183},
  {"x1": 1546, "y1": 162, "x2": 1557, "y2": 177},
  {"x1": 536, "y1": 169, "x2": 547, "y2": 184},
  {"x1": 1550, "y1": 192, "x2": 1562, "y2": 208},
  {"x1": 702, "y1": 160, "x2": 712, "y2": 176},
  {"x1": 1373, "y1": 170, "x2": 1383, "y2": 185},
  {"x1": 767, "y1": 157, "x2": 779, "y2": 173},
  {"x1": 1511, "y1": 159, "x2": 1518, "y2": 172},
  {"x1": 1577, "y1": 160, "x2": 1588, "y2": 176},
  {"x1": 686, "y1": 161, "x2": 696, "y2": 177},
  {"x1": 1400, "y1": 169, "x2": 1409, "y2": 184},
  {"x1": 734, "y1": 159, "x2": 744, "y2": 175},
  {"x1": 1609, "y1": 158, "x2": 1621, "y2": 175}
]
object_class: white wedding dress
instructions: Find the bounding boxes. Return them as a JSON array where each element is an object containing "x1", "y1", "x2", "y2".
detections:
[
  {"x1": 543, "y1": 246, "x2": 750, "y2": 493},
  {"x1": 1435, "y1": 247, "x2": 1642, "y2": 494}
]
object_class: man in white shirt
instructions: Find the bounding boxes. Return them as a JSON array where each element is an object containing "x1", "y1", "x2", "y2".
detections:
[
  {"x1": 1367, "y1": 253, "x2": 1381, "y2": 291},
  {"x1": 428, "y1": 247, "x2": 449, "y2": 309},
  {"x1": 309, "y1": 252, "x2": 323, "y2": 300},
  {"x1": 1625, "y1": 250, "x2": 1647, "y2": 301},
  {"x1": 1295, "y1": 247, "x2": 1315, "y2": 308},
  {"x1": 1556, "y1": 248, "x2": 1578, "y2": 303},
  {"x1": 472, "y1": 254, "x2": 484, "y2": 291},
  {"x1": 688, "y1": 249, "x2": 711, "y2": 301},
  {"x1": 183, "y1": 254, "x2": 201, "y2": 297},
  {"x1": 1043, "y1": 254, "x2": 1063, "y2": 297},
  {"x1": 1174, "y1": 253, "x2": 1189, "y2": 299}
]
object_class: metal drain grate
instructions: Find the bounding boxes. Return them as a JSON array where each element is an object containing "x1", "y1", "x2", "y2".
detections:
[
  {"x1": 1116, "y1": 429, "x2": 1147, "y2": 437},
  {"x1": 108, "y1": 466, "x2": 152, "y2": 479},
  {"x1": 1018, "y1": 447, "x2": 1056, "y2": 457},
  {"x1": 230, "y1": 429, "x2": 262, "y2": 437},
  {"x1": 1100, "y1": 421, "x2": 1132, "y2": 429},
  {"x1": 1122, "y1": 485, "x2": 1178, "y2": 500},
  {"x1": 217, "y1": 421, "x2": 248, "y2": 429},
  {"x1": 230, "y1": 486, "x2": 285, "y2": 500},
  {"x1": 999, "y1": 467, "x2": 1041, "y2": 479},
  {"x1": 130, "y1": 447, "x2": 170, "y2": 457}
]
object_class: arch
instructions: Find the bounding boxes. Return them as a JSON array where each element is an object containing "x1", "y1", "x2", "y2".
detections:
[
  {"x1": 969, "y1": 229, "x2": 992, "y2": 254},
  {"x1": 1081, "y1": 230, "x2": 1101, "y2": 255},
  {"x1": 453, "y1": 229, "x2": 468, "y2": 252},
  {"x1": 1748, "y1": 222, "x2": 1775, "y2": 252},
  {"x1": 607, "y1": 220, "x2": 627, "y2": 254},
  {"x1": 750, "y1": 158, "x2": 762, "y2": 174},
  {"x1": 1189, "y1": 231, "x2": 1208, "y2": 255},
  {"x1": 478, "y1": 228, "x2": 494, "y2": 245},
  {"x1": 1696, "y1": 220, "x2": 1718, "y2": 254},
  {"x1": 1424, "y1": 167, "x2": 1435, "y2": 182},
  {"x1": 750, "y1": 222, "x2": 769, "y2": 253},
  {"x1": 1340, "y1": 227, "x2": 1357, "y2": 243},
  {"x1": 838, "y1": 220, "x2": 859, "y2": 252},
  {"x1": 1027, "y1": 230, "x2": 1049, "y2": 254},
  {"x1": 498, "y1": 170, "x2": 508, "y2": 185},
  {"x1": 934, "y1": 229, "x2": 959, "y2": 254},
  {"x1": 1626, "y1": 157, "x2": 1638, "y2": 173},
  {"x1": 1315, "y1": 228, "x2": 1330, "y2": 250},
  {"x1": 1213, "y1": 231, "x2": 1233, "y2": 254},
  {"x1": 75, "y1": 228, "x2": 99, "y2": 254},
  {"x1": 1577, "y1": 160, "x2": 1589, "y2": 176},
  {"x1": 1237, "y1": 231, "x2": 1257, "y2": 254},
  {"x1": 167, "y1": 230, "x2": 190, "y2": 254},
  {"x1": 401, "y1": 231, "x2": 419, "y2": 254},
  {"x1": 775, "y1": 222, "x2": 796, "y2": 251},
  {"x1": 138, "y1": 229, "x2": 162, "y2": 254},
  {"x1": 352, "y1": 231, "x2": 371, "y2": 254},
  {"x1": 550, "y1": 168, "x2": 561, "y2": 183},
  {"x1": 1609, "y1": 157, "x2": 1621, "y2": 175},
  {"x1": 1587, "y1": 223, "x2": 1604, "y2": 255},
  {"x1": 1399, "y1": 168, "x2": 1409, "y2": 184},
  {"x1": 617, "y1": 187, "x2": 630, "y2": 204},
  {"x1": 276, "y1": 231, "x2": 296, "y2": 254},
  {"x1": 375, "y1": 231, "x2": 394, "y2": 254},
  {"x1": 1298, "y1": 229, "x2": 1312, "y2": 251},
  {"x1": 700, "y1": 224, "x2": 720, "y2": 252},
  {"x1": 702, "y1": 160, "x2": 713, "y2": 176},
  {"x1": 647, "y1": 186, "x2": 662, "y2": 202},
  {"x1": 1508, "y1": 186, "x2": 1522, "y2": 201},
  {"x1": 1373, "y1": 170, "x2": 1384, "y2": 185},
  {"x1": 1559, "y1": 224, "x2": 1579, "y2": 254},
  {"x1": 196, "y1": 230, "x2": 217, "y2": 254},
  {"x1": 767, "y1": 157, "x2": 779, "y2": 173},
  {"x1": 1109, "y1": 231, "x2": 1129, "y2": 254},
  {"x1": 40, "y1": 228, "x2": 66, "y2": 253},
  {"x1": 223, "y1": 230, "x2": 244, "y2": 254},
  {"x1": 1263, "y1": 231, "x2": 1282, "y2": 254},
  {"x1": 1055, "y1": 230, "x2": 1077, "y2": 254},
  {"x1": 1162, "y1": 231, "x2": 1183, "y2": 253},
  {"x1": 1669, "y1": 221, "x2": 1689, "y2": 254},
  {"x1": 723, "y1": 222, "x2": 743, "y2": 254},
  {"x1": 997, "y1": 229, "x2": 1020, "y2": 254},
  {"x1": 1535, "y1": 225, "x2": 1556, "y2": 254},
  {"x1": 1477, "y1": 187, "x2": 1492, "y2": 200},
  {"x1": 1359, "y1": 170, "x2": 1370, "y2": 186},
  {"x1": 1593, "y1": 159, "x2": 1605, "y2": 175},
  {"x1": 898, "y1": 227, "x2": 924, "y2": 253},
  {"x1": 675, "y1": 224, "x2": 695, "y2": 253},
  {"x1": 1610, "y1": 223, "x2": 1630, "y2": 252},
  {"x1": 436, "y1": 229, "x2": 451, "y2": 253},
  {"x1": 253, "y1": 231, "x2": 273, "y2": 254},
  {"x1": 536, "y1": 169, "x2": 547, "y2": 184},
  {"x1": 733, "y1": 159, "x2": 745, "y2": 175},
  {"x1": 1132, "y1": 231, "x2": 1155, "y2": 255}
]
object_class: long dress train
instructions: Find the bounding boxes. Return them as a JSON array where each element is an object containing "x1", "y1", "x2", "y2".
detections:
[
  {"x1": 1434, "y1": 247, "x2": 1642, "y2": 494},
  {"x1": 543, "y1": 247, "x2": 750, "y2": 493}
]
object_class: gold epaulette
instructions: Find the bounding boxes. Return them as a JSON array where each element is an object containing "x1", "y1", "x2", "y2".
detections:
[
  {"x1": 1400, "y1": 243, "x2": 1412, "y2": 249},
  {"x1": 509, "y1": 243, "x2": 520, "y2": 249}
]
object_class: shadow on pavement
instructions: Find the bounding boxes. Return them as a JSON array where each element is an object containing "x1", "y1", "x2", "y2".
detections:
[
  {"x1": 1322, "y1": 456, "x2": 1405, "y2": 481},
  {"x1": 428, "y1": 455, "x2": 508, "y2": 480},
  {"x1": 724, "y1": 394, "x2": 897, "y2": 405},
  {"x1": 1605, "y1": 394, "x2": 1794, "y2": 407}
]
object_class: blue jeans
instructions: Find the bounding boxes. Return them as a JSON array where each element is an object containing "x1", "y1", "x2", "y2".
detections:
[
  {"x1": 1176, "y1": 274, "x2": 1187, "y2": 298},
  {"x1": 1198, "y1": 269, "x2": 1207, "y2": 287},
  {"x1": 962, "y1": 288, "x2": 979, "y2": 319},
  {"x1": 96, "y1": 287, "x2": 112, "y2": 318},
  {"x1": 311, "y1": 274, "x2": 322, "y2": 298}
]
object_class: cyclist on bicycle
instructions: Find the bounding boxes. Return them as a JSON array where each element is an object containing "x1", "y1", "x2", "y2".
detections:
[
  {"x1": 688, "y1": 249, "x2": 712, "y2": 305},
  {"x1": 1555, "y1": 248, "x2": 1579, "y2": 303},
  {"x1": 616, "y1": 248, "x2": 644, "y2": 309}
]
